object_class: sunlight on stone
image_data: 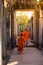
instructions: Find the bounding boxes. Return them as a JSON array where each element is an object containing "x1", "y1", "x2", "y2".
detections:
[
  {"x1": 16, "y1": 11, "x2": 33, "y2": 19},
  {"x1": 37, "y1": 0, "x2": 39, "y2": 2},
  {"x1": 7, "y1": 61, "x2": 19, "y2": 65}
]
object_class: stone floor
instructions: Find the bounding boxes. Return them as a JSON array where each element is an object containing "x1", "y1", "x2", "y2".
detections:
[
  {"x1": 3, "y1": 39, "x2": 34, "y2": 65},
  {"x1": 7, "y1": 47, "x2": 43, "y2": 65}
]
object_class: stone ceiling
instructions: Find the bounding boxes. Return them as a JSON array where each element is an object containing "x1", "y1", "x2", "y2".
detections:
[{"x1": 4, "y1": 0, "x2": 43, "y2": 10}]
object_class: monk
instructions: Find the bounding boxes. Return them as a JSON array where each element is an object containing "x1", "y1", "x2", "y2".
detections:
[
  {"x1": 20, "y1": 30, "x2": 24, "y2": 36},
  {"x1": 17, "y1": 33, "x2": 25, "y2": 54},
  {"x1": 24, "y1": 29, "x2": 30, "y2": 45}
]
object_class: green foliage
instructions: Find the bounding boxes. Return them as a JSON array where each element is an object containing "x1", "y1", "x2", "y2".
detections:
[{"x1": 16, "y1": 12, "x2": 29, "y2": 31}]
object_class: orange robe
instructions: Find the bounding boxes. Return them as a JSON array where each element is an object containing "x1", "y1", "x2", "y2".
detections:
[
  {"x1": 17, "y1": 36, "x2": 25, "y2": 53},
  {"x1": 24, "y1": 31, "x2": 29, "y2": 42}
]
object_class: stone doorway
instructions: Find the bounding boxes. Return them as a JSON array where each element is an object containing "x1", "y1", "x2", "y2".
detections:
[{"x1": 14, "y1": 9, "x2": 36, "y2": 46}]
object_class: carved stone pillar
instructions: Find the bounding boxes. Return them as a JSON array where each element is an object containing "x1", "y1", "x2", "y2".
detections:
[
  {"x1": 11, "y1": 7, "x2": 14, "y2": 48},
  {"x1": 2, "y1": 7, "x2": 7, "y2": 59},
  {"x1": 14, "y1": 11, "x2": 17, "y2": 46},
  {"x1": 36, "y1": 5, "x2": 40, "y2": 44},
  {"x1": 39, "y1": 9, "x2": 43, "y2": 49},
  {"x1": 0, "y1": 0, "x2": 3, "y2": 65}
]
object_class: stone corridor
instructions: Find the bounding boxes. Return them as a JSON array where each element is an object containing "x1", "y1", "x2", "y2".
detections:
[
  {"x1": 0, "y1": 0, "x2": 43, "y2": 65},
  {"x1": 7, "y1": 41, "x2": 43, "y2": 65}
]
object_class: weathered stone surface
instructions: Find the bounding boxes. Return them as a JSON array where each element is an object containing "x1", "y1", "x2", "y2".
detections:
[
  {"x1": 0, "y1": 0, "x2": 3, "y2": 65},
  {"x1": 7, "y1": 47, "x2": 43, "y2": 65}
]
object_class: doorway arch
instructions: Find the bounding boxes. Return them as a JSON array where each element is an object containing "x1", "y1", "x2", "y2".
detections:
[{"x1": 13, "y1": 9, "x2": 36, "y2": 46}]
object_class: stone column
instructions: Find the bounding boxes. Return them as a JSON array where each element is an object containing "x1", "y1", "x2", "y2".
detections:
[
  {"x1": 36, "y1": 5, "x2": 40, "y2": 44},
  {"x1": 0, "y1": 0, "x2": 3, "y2": 65},
  {"x1": 14, "y1": 11, "x2": 16, "y2": 46},
  {"x1": 39, "y1": 9, "x2": 43, "y2": 49},
  {"x1": 14, "y1": 11, "x2": 18, "y2": 45},
  {"x1": 33, "y1": 10, "x2": 36, "y2": 42},
  {"x1": 2, "y1": 7, "x2": 7, "y2": 59},
  {"x1": 11, "y1": 8, "x2": 14, "y2": 48}
]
